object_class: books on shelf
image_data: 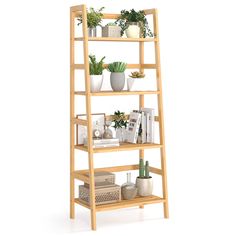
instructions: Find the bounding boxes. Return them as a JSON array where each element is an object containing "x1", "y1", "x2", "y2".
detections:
[
  {"x1": 84, "y1": 138, "x2": 120, "y2": 148},
  {"x1": 141, "y1": 108, "x2": 155, "y2": 143},
  {"x1": 126, "y1": 111, "x2": 142, "y2": 143}
]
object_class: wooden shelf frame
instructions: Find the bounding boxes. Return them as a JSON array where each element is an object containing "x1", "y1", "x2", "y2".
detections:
[{"x1": 70, "y1": 4, "x2": 169, "y2": 230}]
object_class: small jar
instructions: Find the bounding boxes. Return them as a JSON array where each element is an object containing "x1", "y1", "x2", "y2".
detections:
[{"x1": 121, "y1": 173, "x2": 137, "y2": 200}]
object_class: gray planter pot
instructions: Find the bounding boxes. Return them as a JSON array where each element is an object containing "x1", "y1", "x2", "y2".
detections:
[
  {"x1": 136, "y1": 177, "x2": 153, "y2": 196},
  {"x1": 88, "y1": 27, "x2": 97, "y2": 37},
  {"x1": 110, "y1": 72, "x2": 125, "y2": 91},
  {"x1": 102, "y1": 25, "x2": 121, "y2": 37}
]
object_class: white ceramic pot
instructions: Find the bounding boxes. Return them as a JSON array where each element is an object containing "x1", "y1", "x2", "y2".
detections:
[
  {"x1": 136, "y1": 177, "x2": 153, "y2": 196},
  {"x1": 90, "y1": 74, "x2": 103, "y2": 92},
  {"x1": 125, "y1": 23, "x2": 140, "y2": 38},
  {"x1": 127, "y1": 77, "x2": 145, "y2": 91}
]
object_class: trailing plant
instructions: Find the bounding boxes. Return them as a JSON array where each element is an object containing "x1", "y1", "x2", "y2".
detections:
[
  {"x1": 112, "y1": 110, "x2": 128, "y2": 129},
  {"x1": 129, "y1": 71, "x2": 145, "y2": 78},
  {"x1": 77, "y1": 7, "x2": 105, "y2": 28},
  {"x1": 115, "y1": 9, "x2": 153, "y2": 38},
  {"x1": 107, "y1": 62, "x2": 127, "y2": 73},
  {"x1": 138, "y1": 159, "x2": 151, "y2": 178},
  {"x1": 89, "y1": 55, "x2": 105, "y2": 75}
]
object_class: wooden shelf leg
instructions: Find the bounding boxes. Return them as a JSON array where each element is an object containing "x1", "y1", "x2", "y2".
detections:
[
  {"x1": 153, "y1": 9, "x2": 169, "y2": 218},
  {"x1": 82, "y1": 4, "x2": 97, "y2": 230},
  {"x1": 139, "y1": 41, "x2": 145, "y2": 209}
]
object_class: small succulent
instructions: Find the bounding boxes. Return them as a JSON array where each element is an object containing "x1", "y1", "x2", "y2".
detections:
[
  {"x1": 107, "y1": 62, "x2": 127, "y2": 73},
  {"x1": 129, "y1": 71, "x2": 145, "y2": 78},
  {"x1": 106, "y1": 22, "x2": 117, "y2": 26},
  {"x1": 89, "y1": 55, "x2": 105, "y2": 75}
]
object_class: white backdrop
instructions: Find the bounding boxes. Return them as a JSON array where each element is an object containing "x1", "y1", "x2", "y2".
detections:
[{"x1": 0, "y1": 0, "x2": 236, "y2": 235}]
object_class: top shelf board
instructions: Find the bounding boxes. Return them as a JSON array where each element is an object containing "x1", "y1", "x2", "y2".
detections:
[{"x1": 74, "y1": 37, "x2": 158, "y2": 42}]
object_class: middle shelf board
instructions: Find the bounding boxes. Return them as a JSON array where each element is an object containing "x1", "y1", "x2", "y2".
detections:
[
  {"x1": 75, "y1": 195, "x2": 165, "y2": 212},
  {"x1": 74, "y1": 90, "x2": 160, "y2": 96},
  {"x1": 74, "y1": 143, "x2": 162, "y2": 153},
  {"x1": 74, "y1": 37, "x2": 158, "y2": 42}
]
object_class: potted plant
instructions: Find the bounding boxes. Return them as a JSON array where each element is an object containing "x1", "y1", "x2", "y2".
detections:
[
  {"x1": 112, "y1": 110, "x2": 128, "y2": 142},
  {"x1": 115, "y1": 9, "x2": 153, "y2": 38},
  {"x1": 107, "y1": 62, "x2": 127, "y2": 91},
  {"x1": 136, "y1": 159, "x2": 153, "y2": 196},
  {"x1": 102, "y1": 22, "x2": 122, "y2": 38},
  {"x1": 89, "y1": 55, "x2": 105, "y2": 92},
  {"x1": 127, "y1": 71, "x2": 146, "y2": 91},
  {"x1": 77, "y1": 7, "x2": 104, "y2": 37}
]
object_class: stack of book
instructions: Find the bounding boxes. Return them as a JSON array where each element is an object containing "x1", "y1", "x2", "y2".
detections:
[
  {"x1": 84, "y1": 138, "x2": 120, "y2": 148},
  {"x1": 126, "y1": 108, "x2": 155, "y2": 144}
]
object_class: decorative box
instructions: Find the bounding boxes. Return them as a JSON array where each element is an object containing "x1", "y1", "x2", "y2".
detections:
[
  {"x1": 102, "y1": 25, "x2": 121, "y2": 38},
  {"x1": 79, "y1": 184, "x2": 121, "y2": 205}
]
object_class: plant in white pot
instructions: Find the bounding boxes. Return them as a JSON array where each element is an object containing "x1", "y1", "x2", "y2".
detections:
[
  {"x1": 112, "y1": 110, "x2": 128, "y2": 142},
  {"x1": 77, "y1": 7, "x2": 104, "y2": 37},
  {"x1": 127, "y1": 71, "x2": 145, "y2": 91},
  {"x1": 107, "y1": 62, "x2": 127, "y2": 91},
  {"x1": 89, "y1": 55, "x2": 105, "y2": 92},
  {"x1": 115, "y1": 9, "x2": 153, "y2": 38},
  {"x1": 136, "y1": 159, "x2": 153, "y2": 196}
]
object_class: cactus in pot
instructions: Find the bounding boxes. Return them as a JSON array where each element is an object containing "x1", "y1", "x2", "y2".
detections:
[{"x1": 136, "y1": 159, "x2": 153, "y2": 196}]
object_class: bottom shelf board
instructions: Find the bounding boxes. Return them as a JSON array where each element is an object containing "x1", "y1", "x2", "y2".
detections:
[{"x1": 75, "y1": 195, "x2": 165, "y2": 212}]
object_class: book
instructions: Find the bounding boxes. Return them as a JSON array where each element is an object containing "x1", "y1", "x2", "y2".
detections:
[
  {"x1": 84, "y1": 138, "x2": 120, "y2": 147},
  {"x1": 141, "y1": 111, "x2": 147, "y2": 143},
  {"x1": 126, "y1": 111, "x2": 142, "y2": 143},
  {"x1": 141, "y1": 108, "x2": 155, "y2": 143}
]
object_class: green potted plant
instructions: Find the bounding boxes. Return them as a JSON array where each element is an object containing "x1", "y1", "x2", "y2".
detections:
[
  {"x1": 136, "y1": 159, "x2": 153, "y2": 196},
  {"x1": 89, "y1": 55, "x2": 105, "y2": 92},
  {"x1": 112, "y1": 110, "x2": 128, "y2": 142},
  {"x1": 115, "y1": 9, "x2": 153, "y2": 38},
  {"x1": 107, "y1": 62, "x2": 127, "y2": 91},
  {"x1": 102, "y1": 22, "x2": 122, "y2": 38},
  {"x1": 127, "y1": 71, "x2": 146, "y2": 91},
  {"x1": 77, "y1": 7, "x2": 104, "y2": 37}
]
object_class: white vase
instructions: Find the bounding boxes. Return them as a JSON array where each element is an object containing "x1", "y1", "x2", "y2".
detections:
[
  {"x1": 90, "y1": 74, "x2": 103, "y2": 92},
  {"x1": 127, "y1": 77, "x2": 145, "y2": 91},
  {"x1": 116, "y1": 127, "x2": 127, "y2": 142},
  {"x1": 125, "y1": 23, "x2": 140, "y2": 38}
]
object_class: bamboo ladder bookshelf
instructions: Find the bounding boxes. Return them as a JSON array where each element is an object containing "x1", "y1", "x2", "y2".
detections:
[{"x1": 70, "y1": 4, "x2": 169, "y2": 230}]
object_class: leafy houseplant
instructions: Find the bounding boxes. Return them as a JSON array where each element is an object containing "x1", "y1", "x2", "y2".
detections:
[
  {"x1": 127, "y1": 71, "x2": 146, "y2": 91},
  {"x1": 89, "y1": 55, "x2": 105, "y2": 92},
  {"x1": 107, "y1": 62, "x2": 127, "y2": 91},
  {"x1": 136, "y1": 159, "x2": 153, "y2": 196},
  {"x1": 112, "y1": 110, "x2": 128, "y2": 142},
  {"x1": 115, "y1": 9, "x2": 153, "y2": 38},
  {"x1": 77, "y1": 7, "x2": 104, "y2": 37}
]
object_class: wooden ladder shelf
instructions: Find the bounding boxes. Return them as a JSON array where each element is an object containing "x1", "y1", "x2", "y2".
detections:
[{"x1": 70, "y1": 4, "x2": 169, "y2": 230}]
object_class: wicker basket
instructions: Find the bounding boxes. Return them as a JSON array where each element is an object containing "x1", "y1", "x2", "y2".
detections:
[
  {"x1": 84, "y1": 171, "x2": 115, "y2": 188},
  {"x1": 79, "y1": 184, "x2": 121, "y2": 205}
]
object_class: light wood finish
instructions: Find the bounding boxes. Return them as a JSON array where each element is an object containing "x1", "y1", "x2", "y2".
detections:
[
  {"x1": 70, "y1": 5, "x2": 169, "y2": 230},
  {"x1": 75, "y1": 195, "x2": 165, "y2": 212},
  {"x1": 74, "y1": 63, "x2": 156, "y2": 70},
  {"x1": 75, "y1": 143, "x2": 162, "y2": 153},
  {"x1": 81, "y1": 5, "x2": 97, "y2": 230},
  {"x1": 153, "y1": 9, "x2": 169, "y2": 218},
  {"x1": 74, "y1": 90, "x2": 160, "y2": 96},
  {"x1": 75, "y1": 37, "x2": 158, "y2": 42},
  {"x1": 69, "y1": 8, "x2": 75, "y2": 220}
]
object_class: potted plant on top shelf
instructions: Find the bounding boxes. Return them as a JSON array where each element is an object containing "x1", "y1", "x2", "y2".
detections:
[
  {"x1": 107, "y1": 62, "x2": 127, "y2": 91},
  {"x1": 89, "y1": 55, "x2": 105, "y2": 92},
  {"x1": 115, "y1": 9, "x2": 153, "y2": 38},
  {"x1": 77, "y1": 7, "x2": 104, "y2": 37},
  {"x1": 127, "y1": 71, "x2": 146, "y2": 91}
]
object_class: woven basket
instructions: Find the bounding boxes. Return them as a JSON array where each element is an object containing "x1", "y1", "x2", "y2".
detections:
[{"x1": 79, "y1": 184, "x2": 121, "y2": 205}]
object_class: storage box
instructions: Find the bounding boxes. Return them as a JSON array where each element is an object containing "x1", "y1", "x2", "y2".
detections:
[
  {"x1": 79, "y1": 184, "x2": 121, "y2": 205},
  {"x1": 84, "y1": 171, "x2": 115, "y2": 188},
  {"x1": 102, "y1": 25, "x2": 121, "y2": 38}
]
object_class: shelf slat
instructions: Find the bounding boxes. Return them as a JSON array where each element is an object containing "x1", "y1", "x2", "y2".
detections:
[
  {"x1": 75, "y1": 37, "x2": 158, "y2": 42},
  {"x1": 75, "y1": 143, "x2": 162, "y2": 153},
  {"x1": 74, "y1": 90, "x2": 160, "y2": 96},
  {"x1": 74, "y1": 195, "x2": 165, "y2": 212}
]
